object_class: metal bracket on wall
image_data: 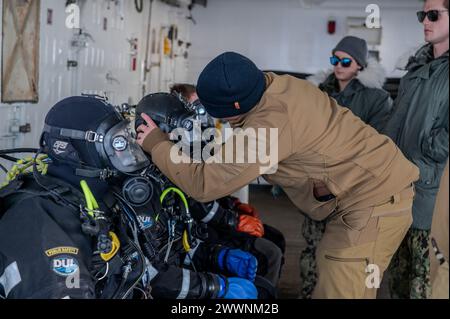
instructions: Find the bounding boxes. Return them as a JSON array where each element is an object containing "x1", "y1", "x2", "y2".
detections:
[
  {"x1": 67, "y1": 60, "x2": 79, "y2": 70},
  {"x1": 106, "y1": 72, "x2": 121, "y2": 85},
  {"x1": 70, "y1": 29, "x2": 95, "y2": 52},
  {"x1": 0, "y1": 105, "x2": 30, "y2": 149}
]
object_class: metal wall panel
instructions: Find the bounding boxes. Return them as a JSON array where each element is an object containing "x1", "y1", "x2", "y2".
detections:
[{"x1": 0, "y1": 0, "x2": 192, "y2": 154}]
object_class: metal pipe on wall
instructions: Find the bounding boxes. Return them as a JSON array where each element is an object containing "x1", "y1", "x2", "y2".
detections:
[{"x1": 142, "y1": 0, "x2": 154, "y2": 98}]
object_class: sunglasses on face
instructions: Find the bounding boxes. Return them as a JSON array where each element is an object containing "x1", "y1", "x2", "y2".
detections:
[
  {"x1": 417, "y1": 10, "x2": 448, "y2": 23},
  {"x1": 330, "y1": 56, "x2": 353, "y2": 67}
]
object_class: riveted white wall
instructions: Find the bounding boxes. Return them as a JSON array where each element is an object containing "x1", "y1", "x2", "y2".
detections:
[{"x1": 0, "y1": 0, "x2": 192, "y2": 154}]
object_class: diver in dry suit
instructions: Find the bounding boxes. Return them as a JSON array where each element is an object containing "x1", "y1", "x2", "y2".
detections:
[
  {"x1": 0, "y1": 96, "x2": 257, "y2": 299},
  {"x1": 135, "y1": 93, "x2": 284, "y2": 289},
  {"x1": 120, "y1": 154, "x2": 267, "y2": 298},
  {"x1": 128, "y1": 162, "x2": 278, "y2": 298}
]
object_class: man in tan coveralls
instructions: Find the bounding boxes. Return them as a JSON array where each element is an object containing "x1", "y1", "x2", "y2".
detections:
[
  {"x1": 430, "y1": 161, "x2": 449, "y2": 299},
  {"x1": 136, "y1": 52, "x2": 419, "y2": 299}
]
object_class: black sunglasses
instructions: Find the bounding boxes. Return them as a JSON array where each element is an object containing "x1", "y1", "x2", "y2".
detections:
[
  {"x1": 417, "y1": 10, "x2": 448, "y2": 23},
  {"x1": 330, "y1": 56, "x2": 353, "y2": 68}
]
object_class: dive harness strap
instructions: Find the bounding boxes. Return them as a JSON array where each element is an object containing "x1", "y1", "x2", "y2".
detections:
[{"x1": 43, "y1": 124, "x2": 104, "y2": 143}]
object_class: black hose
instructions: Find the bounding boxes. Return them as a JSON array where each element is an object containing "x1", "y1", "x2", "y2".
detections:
[
  {"x1": 113, "y1": 192, "x2": 158, "y2": 260},
  {"x1": 0, "y1": 148, "x2": 39, "y2": 163},
  {"x1": 110, "y1": 232, "x2": 146, "y2": 299},
  {"x1": 0, "y1": 162, "x2": 8, "y2": 174},
  {"x1": 135, "y1": 0, "x2": 143, "y2": 13},
  {"x1": 0, "y1": 154, "x2": 19, "y2": 162},
  {"x1": 110, "y1": 195, "x2": 150, "y2": 299},
  {"x1": 111, "y1": 275, "x2": 127, "y2": 299},
  {"x1": 0, "y1": 148, "x2": 39, "y2": 155},
  {"x1": 121, "y1": 239, "x2": 146, "y2": 299},
  {"x1": 31, "y1": 150, "x2": 79, "y2": 212}
]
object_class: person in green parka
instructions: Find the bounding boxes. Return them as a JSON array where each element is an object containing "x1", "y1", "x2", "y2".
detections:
[
  {"x1": 384, "y1": 0, "x2": 449, "y2": 299},
  {"x1": 297, "y1": 35, "x2": 393, "y2": 299},
  {"x1": 309, "y1": 36, "x2": 393, "y2": 132}
]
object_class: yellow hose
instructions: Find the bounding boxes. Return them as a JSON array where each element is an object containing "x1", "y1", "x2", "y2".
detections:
[
  {"x1": 159, "y1": 187, "x2": 189, "y2": 208},
  {"x1": 80, "y1": 180, "x2": 119, "y2": 261},
  {"x1": 1, "y1": 155, "x2": 48, "y2": 188},
  {"x1": 182, "y1": 230, "x2": 191, "y2": 252},
  {"x1": 160, "y1": 187, "x2": 191, "y2": 252},
  {"x1": 80, "y1": 180, "x2": 99, "y2": 217}
]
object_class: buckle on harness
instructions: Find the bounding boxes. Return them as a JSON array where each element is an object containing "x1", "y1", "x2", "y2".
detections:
[{"x1": 85, "y1": 131, "x2": 103, "y2": 143}]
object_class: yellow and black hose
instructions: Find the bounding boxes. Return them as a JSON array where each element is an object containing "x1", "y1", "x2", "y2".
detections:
[
  {"x1": 80, "y1": 180, "x2": 119, "y2": 261},
  {"x1": 159, "y1": 187, "x2": 192, "y2": 252}
]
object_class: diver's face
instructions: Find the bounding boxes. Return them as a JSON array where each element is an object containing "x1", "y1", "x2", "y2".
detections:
[{"x1": 188, "y1": 92, "x2": 199, "y2": 103}]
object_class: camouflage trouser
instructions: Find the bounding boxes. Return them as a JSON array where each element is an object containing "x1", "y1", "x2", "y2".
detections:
[
  {"x1": 389, "y1": 228, "x2": 432, "y2": 299},
  {"x1": 299, "y1": 216, "x2": 326, "y2": 299}
]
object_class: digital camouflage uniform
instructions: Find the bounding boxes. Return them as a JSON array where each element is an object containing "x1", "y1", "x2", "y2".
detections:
[
  {"x1": 389, "y1": 228, "x2": 432, "y2": 299},
  {"x1": 299, "y1": 217, "x2": 326, "y2": 299}
]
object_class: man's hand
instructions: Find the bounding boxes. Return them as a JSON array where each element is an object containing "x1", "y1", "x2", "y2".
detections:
[{"x1": 136, "y1": 113, "x2": 158, "y2": 146}]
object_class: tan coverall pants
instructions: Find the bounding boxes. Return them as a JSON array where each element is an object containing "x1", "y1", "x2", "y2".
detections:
[
  {"x1": 312, "y1": 186, "x2": 414, "y2": 299},
  {"x1": 430, "y1": 161, "x2": 449, "y2": 299}
]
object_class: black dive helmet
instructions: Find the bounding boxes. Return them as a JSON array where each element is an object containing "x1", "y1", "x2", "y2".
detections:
[
  {"x1": 40, "y1": 95, "x2": 150, "y2": 178},
  {"x1": 135, "y1": 92, "x2": 197, "y2": 133}
]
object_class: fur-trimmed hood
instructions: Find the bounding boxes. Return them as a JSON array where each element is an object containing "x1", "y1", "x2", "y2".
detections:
[{"x1": 307, "y1": 58, "x2": 387, "y2": 90}]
